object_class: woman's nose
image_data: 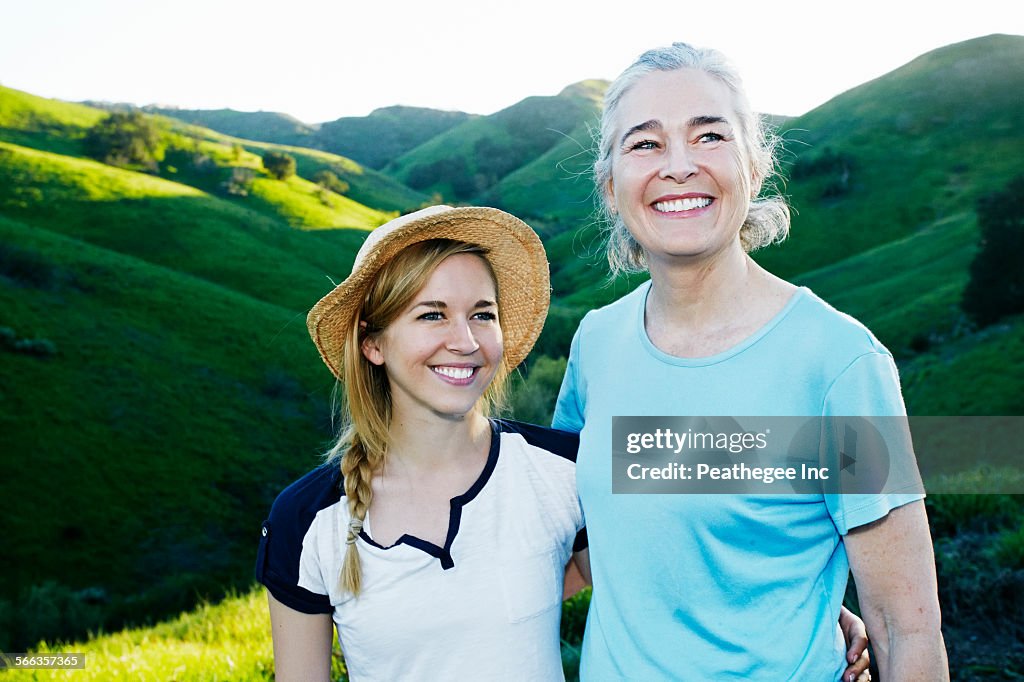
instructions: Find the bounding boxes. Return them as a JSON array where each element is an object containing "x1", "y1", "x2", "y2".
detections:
[
  {"x1": 445, "y1": 319, "x2": 480, "y2": 353},
  {"x1": 659, "y1": 142, "x2": 698, "y2": 183}
]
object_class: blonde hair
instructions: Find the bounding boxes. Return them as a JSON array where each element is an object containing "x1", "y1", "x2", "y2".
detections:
[
  {"x1": 324, "y1": 239, "x2": 509, "y2": 595},
  {"x1": 594, "y1": 42, "x2": 790, "y2": 275}
]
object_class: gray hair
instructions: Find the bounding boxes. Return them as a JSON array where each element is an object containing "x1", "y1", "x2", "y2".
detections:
[{"x1": 594, "y1": 42, "x2": 790, "y2": 275}]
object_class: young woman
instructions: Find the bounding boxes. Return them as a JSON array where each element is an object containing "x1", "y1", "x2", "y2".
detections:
[
  {"x1": 257, "y1": 206, "x2": 587, "y2": 681},
  {"x1": 554, "y1": 43, "x2": 948, "y2": 680},
  {"x1": 257, "y1": 205, "x2": 873, "y2": 681}
]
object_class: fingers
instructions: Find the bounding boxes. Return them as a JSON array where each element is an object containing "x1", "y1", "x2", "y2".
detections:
[
  {"x1": 843, "y1": 648, "x2": 871, "y2": 682},
  {"x1": 846, "y1": 632, "x2": 869, "y2": 663}
]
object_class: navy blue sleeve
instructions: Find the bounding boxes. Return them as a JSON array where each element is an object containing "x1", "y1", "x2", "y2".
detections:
[{"x1": 256, "y1": 465, "x2": 342, "y2": 615}]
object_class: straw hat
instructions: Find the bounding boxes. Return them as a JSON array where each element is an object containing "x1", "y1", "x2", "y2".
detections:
[{"x1": 307, "y1": 205, "x2": 550, "y2": 382}]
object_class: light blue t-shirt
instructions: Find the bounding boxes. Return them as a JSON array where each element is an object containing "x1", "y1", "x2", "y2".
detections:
[{"x1": 553, "y1": 282, "x2": 924, "y2": 681}]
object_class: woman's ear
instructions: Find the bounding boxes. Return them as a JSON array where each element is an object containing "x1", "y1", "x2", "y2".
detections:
[
  {"x1": 750, "y1": 170, "x2": 763, "y2": 199},
  {"x1": 361, "y1": 333, "x2": 385, "y2": 366},
  {"x1": 605, "y1": 178, "x2": 618, "y2": 215}
]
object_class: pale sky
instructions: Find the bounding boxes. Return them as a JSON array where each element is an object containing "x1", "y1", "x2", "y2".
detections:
[{"x1": 2, "y1": 0, "x2": 1021, "y2": 123}]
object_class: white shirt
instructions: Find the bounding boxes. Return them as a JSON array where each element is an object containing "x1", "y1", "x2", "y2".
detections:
[{"x1": 257, "y1": 419, "x2": 585, "y2": 681}]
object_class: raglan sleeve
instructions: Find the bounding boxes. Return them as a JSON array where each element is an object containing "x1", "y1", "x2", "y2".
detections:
[{"x1": 255, "y1": 478, "x2": 334, "y2": 615}]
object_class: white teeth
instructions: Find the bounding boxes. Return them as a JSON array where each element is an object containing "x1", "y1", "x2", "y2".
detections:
[
  {"x1": 433, "y1": 366, "x2": 474, "y2": 380},
  {"x1": 654, "y1": 197, "x2": 712, "y2": 212}
]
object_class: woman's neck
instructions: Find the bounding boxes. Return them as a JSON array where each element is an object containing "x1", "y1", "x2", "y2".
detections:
[
  {"x1": 384, "y1": 409, "x2": 491, "y2": 474},
  {"x1": 646, "y1": 241, "x2": 755, "y2": 329},
  {"x1": 643, "y1": 241, "x2": 795, "y2": 357}
]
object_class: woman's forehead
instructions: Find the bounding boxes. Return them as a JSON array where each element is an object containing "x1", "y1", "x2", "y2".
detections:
[
  {"x1": 417, "y1": 253, "x2": 497, "y2": 297},
  {"x1": 615, "y1": 68, "x2": 738, "y2": 130}
]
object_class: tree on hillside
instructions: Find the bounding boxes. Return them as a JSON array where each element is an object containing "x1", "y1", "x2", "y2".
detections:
[
  {"x1": 962, "y1": 174, "x2": 1024, "y2": 326},
  {"x1": 313, "y1": 169, "x2": 349, "y2": 195},
  {"x1": 262, "y1": 151, "x2": 296, "y2": 180},
  {"x1": 85, "y1": 111, "x2": 166, "y2": 172}
]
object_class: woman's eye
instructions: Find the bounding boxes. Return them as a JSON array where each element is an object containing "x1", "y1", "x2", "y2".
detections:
[
  {"x1": 418, "y1": 311, "x2": 444, "y2": 321},
  {"x1": 473, "y1": 311, "x2": 497, "y2": 322},
  {"x1": 626, "y1": 138, "x2": 658, "y2": 152},
  {"x1": 697, "y1": 132, "x2": 725, "y2": 143}
]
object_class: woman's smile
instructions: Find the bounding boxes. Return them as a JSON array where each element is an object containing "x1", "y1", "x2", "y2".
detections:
[
  {"x1": 651, "y1": 193, "x2": 715, "y2": 215},
  {"x1": 430, "y1": 364, "x2": 480, "y2": 385}
]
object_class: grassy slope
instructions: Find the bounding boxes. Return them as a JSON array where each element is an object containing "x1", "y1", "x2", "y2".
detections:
[
  {"x1": 756, "y1": 33, "x2": 1024, "y2": 280},
  {"x1": 314, "y1": 105, "x2": 475, "y2": 170},
  {"x1": 1, "y1": 590, "x2": 283, "y2": 681},
  {"x1": 0, "y1": 214, "x2": 338, "y2": 631},
  {"x1": 794, "y1": 212, "x2": 978, "y2": 355},
  {"x1": 2, "y1": 585, "x2": 588, "y2": 682},
  {"x1": 0, "y1": 85, "x2": 424, "y2": 219},
  {"x1": 0, "y1": 141, "x2": 368, "y2": 311},
  {"x1": 480, "y1": 80, "x2": 606, "y2": 224},
  {"x1": 384, "y1": 86, "x2": 601, "y2": 201},
  {"x1": 145, "y1": 106, "x2": 317, "y2": 147}
]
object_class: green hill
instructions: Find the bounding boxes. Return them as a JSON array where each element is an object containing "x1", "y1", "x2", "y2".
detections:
[
  {"x1": 143, "y1": 106, "x2": 317, "y2": 147},
  {"x1": 1, "y1": 85, "x2": 425, "y2": 218},
  {"x1": 384, "y1": 83, "x2": 603, "y2": 203},
  {"x1": 151, "y1": 103, "x2": 474, "y2": 172},
  {"x1": 756, "y1": 33, "x2": 1024, "y2": 280},
  {"x1": 0, "y1": 85, "x2": 106, "y2": 156},
  {"x1": 479, "y1": 82, "x2": 608, "y2": 228},
  {"x1": 0, "y1": 141, "x2": 366, "y2": 309},
  {"x1": 0, "y1": 214, "x2": 344, "y2": 648},
  {"x1": 315, "y1": 105, "x2": 475, "y2": 169}
]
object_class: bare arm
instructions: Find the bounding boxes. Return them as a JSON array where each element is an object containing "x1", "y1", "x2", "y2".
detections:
[
  {"x1": 844, "y1": 500, "x2": 949, "y2": 680},
  {"x1": 267, "y1": 591, "x2": 334, "y2": 682},
  {"x1": 563, "y1": 548, "x2": 592, "y2": 600}
]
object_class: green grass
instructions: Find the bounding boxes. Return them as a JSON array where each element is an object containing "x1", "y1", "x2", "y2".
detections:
[
  {"x1": 0, "y1": 141, "x2": 369, "y2": 311},
  {"x1": 794, "y1": 212, "x2": 979, "y2": 354},
  {"x1": 0, "y1": 85, "x2": 424, "y2": 218},
  {"x1": 0, "y1": 215, "x2": 341, "y2": 647},
  {"x1": 3, "y1": 584, "x2": 595, "y2": 681},
  {"x1": 0, "y1": 588, "x2": 340, "y2": 681},
  {"x1": 234, "y1": 138, "x2": 427, "y2": 213},
  {"x1": 246, "y1": 175, "x2": 394, "y2": 230},
  {"x1": 901, "y1": 313, "x2": 1024, "y2": 416},
  {"x1": 386, "y1": 88, "x2": 600, "y2": 202},
  {"x1": 0, "y1": 85, "x2": 105, "y2": 158}
]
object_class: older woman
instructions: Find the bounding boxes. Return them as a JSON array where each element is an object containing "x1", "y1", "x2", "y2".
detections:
[{"x1": 553, "y1": 44, "x2": 948, "y2": 680}]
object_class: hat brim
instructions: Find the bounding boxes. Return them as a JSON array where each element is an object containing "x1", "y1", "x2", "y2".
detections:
[{"x1": 307, "y1": 206, "x2": 551, "y2": 383}]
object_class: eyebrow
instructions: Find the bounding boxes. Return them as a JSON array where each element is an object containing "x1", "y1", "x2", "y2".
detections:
[
  {"x1": 413, "y1": 300, "x2": 496, "y2": 310},
  {"x1": 619, "y1": 115, "x2": 731, "y2": 146}
]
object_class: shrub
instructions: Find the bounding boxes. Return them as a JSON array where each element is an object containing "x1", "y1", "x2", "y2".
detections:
[
  {"x1": 509, "y1": 356, "x2": 568, "y2": 425},
  {"x1": 15, "y1": 581, "x2": 106, "y2": 649},
  {"x1": 313, "y1": 170, "x2": 350, "y2": 196},
  {"x1": 84, "y1": 111, "x2": 166, "y2": 172},
  {"x1": 222, "y1": 167, "x2": 255, "y2": 197},
  {"x1": 962, "y1": 174, "x2": 1024, "y2": 326},
  {"x1": 13, "y1": 337, "x2": 57, "y2": 357},
  {"x1": 0, "y1": 243, "x2": 71, "y2": 291},
  {"x1": 262, "y1": 151, "x2": 296, "y2": 180}
]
